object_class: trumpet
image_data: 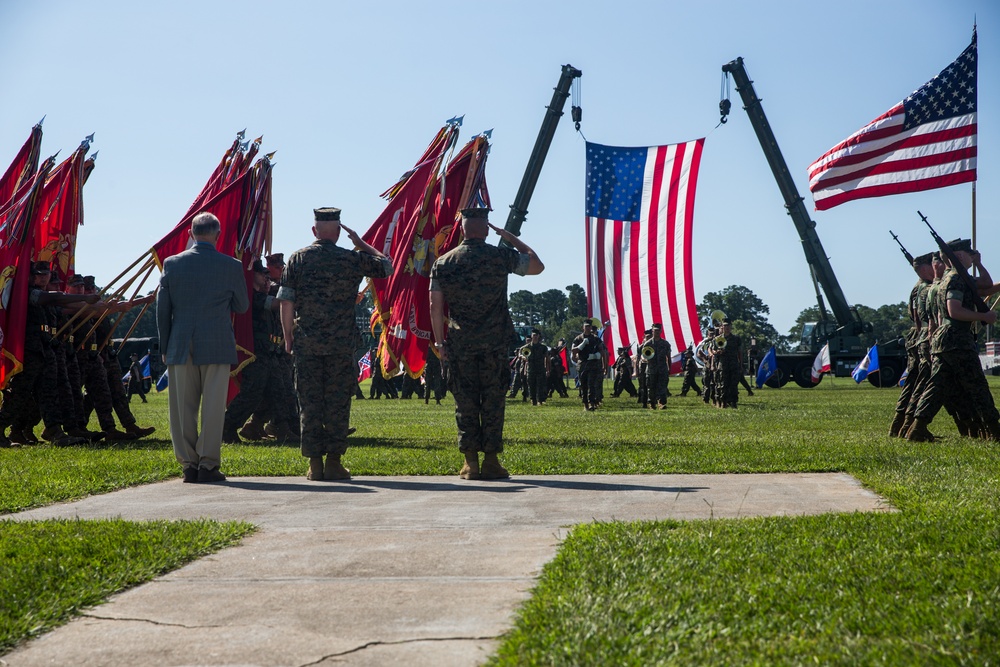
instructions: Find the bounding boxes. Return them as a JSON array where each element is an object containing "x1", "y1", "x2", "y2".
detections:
[{"x1": 641, "y1": 344, "x2": 655, "y2": 360}]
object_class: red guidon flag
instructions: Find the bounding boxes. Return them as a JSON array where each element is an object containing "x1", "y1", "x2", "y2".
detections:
[
  {"x1": 585, "y1": 139, "x2": 705, "y2": 358},
  {"x1": 808, "y1": 31, "x2": 977, "y2": 210},
  {"x1": 0, "y1": 157, "x2": 54, "y2": 388},
  {"x1": 363, "y1": 123, "x2": 461, "y2": 378},
  {"x1": 0, "y1": 123, "x2": 43, "y2": 209},
  {"x1": 33, "y1": 136, "x2": 93, "y2": 284}
]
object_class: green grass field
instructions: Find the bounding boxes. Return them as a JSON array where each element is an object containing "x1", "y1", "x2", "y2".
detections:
[{"x1": 2, "y1": 378, "x2": 1000, "y2": 663}]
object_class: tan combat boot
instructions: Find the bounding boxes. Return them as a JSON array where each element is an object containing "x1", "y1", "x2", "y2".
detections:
[
  {"x1": 905, "y1": 418, "x2": 935, "y2": 442},
  {"x1": 306, "y1": 457, "x2": 325, "y2": 481},
  {"x1": 480, "y1": 452, "x2": 510, "y2": 480},
  {"x1": 459, "y1": 451, "x2": 480, "y2": 480},
  {"x1": 888, "y1": 412, "x2": 907, "y2": 437},
  {"x1": 324, "y1": 454, "x2": 351, "y2": 481}
]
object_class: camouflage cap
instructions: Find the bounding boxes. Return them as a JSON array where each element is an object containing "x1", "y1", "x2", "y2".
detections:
[
  {"x1": 460, "y1": 207, "x2": 490, "y2": 219},
  {"x1": 30, "y1": 261, "x2": 51, "y2": 274},
  {"x1": 947, "y1": 238, "x2": 973, "y2": 253},
  {"x1": 67, "y1": 274, "x2": 86, "y2": 286},
  {"x1": 314, "y1": 207, "x2": 341, "y2": 222},
  {"x1": 913, "y1": 252, "x2": 934, "y2": 266},
  {"x1": 252, "y1": 259, "x2": 267, "y2": 274},
  {"x1": 265, "y1": 253, "x2": 284, "y2": 267},
  {"x1": 82, "y1": 275, "x2": 97, "y2": 289}
]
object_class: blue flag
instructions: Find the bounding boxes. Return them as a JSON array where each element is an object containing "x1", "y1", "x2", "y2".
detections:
[
  {"x1": 755, "y1": 346, "x2": 778, "y2": 388},
  {"x1": 852, "y1": 344, "x2": 880, "y2": 383},
  {"x1": 156, "y1": 369, "x2": 169, "y2": 392},
  {"x1": 898, "y1": 367, "x2": 908, "y2": 387}
]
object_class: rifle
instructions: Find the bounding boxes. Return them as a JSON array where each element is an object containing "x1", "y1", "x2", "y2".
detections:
[
  {"x1": 919, "y1": 210, "x2": 990, "y2": 313},
  {"x1": 888, "y1": 230, "x2": 914, "y2": 264}
]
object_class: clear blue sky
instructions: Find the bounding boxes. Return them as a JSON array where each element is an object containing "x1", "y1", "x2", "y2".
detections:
[{"x1": 1, "y1": 0, "x2": 996, "y2": 336}]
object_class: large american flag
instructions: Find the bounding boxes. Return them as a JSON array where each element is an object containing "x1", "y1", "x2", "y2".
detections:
[
  {"x1": 808, "y1": 31, "x2": 977, "y2": 210},
  {"x1": 585, "y1": 139, "x2": 705, "y2": 357}
]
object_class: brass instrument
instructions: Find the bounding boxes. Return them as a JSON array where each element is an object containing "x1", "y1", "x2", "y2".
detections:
[
  {"x1": 710, "y1": 309, "x2": 726, "y2": 327},
  {"x1": 714, "y1": 336, "x2": 728, "y2": 350},
  {"x1": 519, "y1": 344, "x2": 532, "y2": 359},
  {"x1": 641, "y1": 343, "x2": 655, "y2": 360}
]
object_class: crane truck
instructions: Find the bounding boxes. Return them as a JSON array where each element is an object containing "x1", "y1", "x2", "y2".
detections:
[{"x1": 721, "y1": 57, "x2": 905, "y2": 388}]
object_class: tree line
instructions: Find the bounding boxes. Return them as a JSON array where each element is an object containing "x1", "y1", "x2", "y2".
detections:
[{"x1": 119, "y1": 283, "x2": 912, "y2": 354}]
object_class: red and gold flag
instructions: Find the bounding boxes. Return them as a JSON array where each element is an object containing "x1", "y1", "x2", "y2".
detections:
[
  {"x1": 0, "y1": 156, "x2": 54, "y2": 389},
  {"x1": 363, "y1": 125, "x2": 491, "y2": 378},
  {"x1": 32, "y1": 137, "x2": 92, "y2": 284},
  {"x1": 0, "y1": 123, "x2": 43, "y2": 210}
]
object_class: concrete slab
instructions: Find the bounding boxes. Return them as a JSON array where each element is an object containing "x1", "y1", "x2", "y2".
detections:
[{"x1": 2, "y1": 474, "x2": 890, "y2": 666}]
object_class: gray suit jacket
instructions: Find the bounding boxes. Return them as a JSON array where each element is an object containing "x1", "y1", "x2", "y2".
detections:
[{"x1": 156, "y1": 242, "x2": 250, "y2": 366}]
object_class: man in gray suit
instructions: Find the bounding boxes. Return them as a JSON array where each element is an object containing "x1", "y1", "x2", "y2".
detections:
[{"x1": 157, "y1": 212, "x2": 250, "y2": 483}]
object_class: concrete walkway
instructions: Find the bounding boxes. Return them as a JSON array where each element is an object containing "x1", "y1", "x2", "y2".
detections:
[{"x1": 4, "y1": 473, "x2": 890, "y2": 666}]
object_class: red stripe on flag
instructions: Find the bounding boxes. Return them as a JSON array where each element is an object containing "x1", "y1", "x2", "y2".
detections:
[
  {"x1": 585, "y1": 215, "x2": 594, "y2": 317},
  {"x1": 594, "y1": 218, "x2": 611, "y2": 338},
  {"x1": 815, "y1": 169, "x2": 977, "y2": 210},
  {"x1": 664, "y1": 143, "x2": 686, "y2": 349},
  {"x1": 625, "y1": 220, "x2": 644, "y2": 347},
  {"x1": 610, "y1": 220, "x2": 627, "y2": 354},
  {"x1": 646, "y1": 147, "x2": 667, "y2": 328},
  {"x1": 682, "y1": 139, "x2": 705, "y2": 347}
]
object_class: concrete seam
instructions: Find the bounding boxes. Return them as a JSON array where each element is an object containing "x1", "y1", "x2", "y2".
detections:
[{"x1": 297, "y1": 635, "x2": 501, "y2": 666}]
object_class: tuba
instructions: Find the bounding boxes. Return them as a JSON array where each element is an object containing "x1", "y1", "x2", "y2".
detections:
[{"x1": 710, "y1": 309, "x2": 726, "y2": 328}]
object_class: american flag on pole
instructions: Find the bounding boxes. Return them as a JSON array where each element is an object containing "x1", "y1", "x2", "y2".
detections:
[
  {"x1": 808, "y1": 30, "x2": 977, "y2": 210},
  {"x1": 585, "y1": 139, "x2": 705, "y2": 357}
]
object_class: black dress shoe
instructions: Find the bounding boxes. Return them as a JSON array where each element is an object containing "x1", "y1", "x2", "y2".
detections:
[
  {"x1": 197, "y1": 467, "x2": 227, "y2": 483},
  {"x1": 183, "y1": 467, "x2": 199, "y2": 483}
]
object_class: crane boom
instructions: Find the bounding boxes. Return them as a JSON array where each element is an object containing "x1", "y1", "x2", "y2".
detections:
[
  {"x1": 502, "y1": 64, "x2": 582, "y2": 240},
  {"x1": 721, "y1": 57, "x2": 862, "y2": 335}
]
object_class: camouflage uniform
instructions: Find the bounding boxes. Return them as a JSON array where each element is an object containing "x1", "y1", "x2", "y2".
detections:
[
  {"x1": 644, "y1": 337, "x2": 672, "y2": 407},
  {"x1": 525, "y1": 341, "x2": 548, "y2": 404},
  {"x1": 611, "y1": 350, "x2": 637, "y2": 398},
  {"x1": 913, "y1": 267, "x2": 998, "y2": 427},
  {"x1": 0, "y1": 290, "x2": 60, "y2": 434},
  {"x1": 277, "y1": 238, "x2": 392, "y2": 458},
  {"x1": 715, "y1": 333, "x2": 743, "y2": 408},
  {"x1": 547, "y1": 348, "x2": 568, "y2": 398},
  {"x1": 680, "y1": 347, "x2": 702, "y2": 397},
  {"x1": 224, "y1": 290, "x2": 284, "y2": 432},
  {"x1": 430, "y1": 238, "x2": 529, "y2": 453},
  {"x1": 896, "y1": 280, "x2": 930, "y2": 419},
  {"x1": 423, "y1": 349, "x2": 446, "y2": 403},
  {"x1": 572, "y1": 332, "x2": 604, "y2": 409}
]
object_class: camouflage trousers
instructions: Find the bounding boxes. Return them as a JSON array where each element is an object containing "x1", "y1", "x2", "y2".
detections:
[
  {"x1": 294, "y1": 351, "x2": 354, "y2": 458},
  {"x1": 446, "y1": 345, "x2": 508, "y2": 453},
  {"x1": 645, "y1": 369, "x2": 668, "y2": 405},
  {"x1": 913, "y1": 348, "x2": 999, "y2": 424},
  {"x1": 579, "y1": 362, "x2": 603, "y2": 407},
  {"x1": 0, "y1": 347, "x2": 59, "y2": 430},
  {"x1": 226, "y1": 355, "x2": 282, "y2": 430},
  {"x1": 526, "y1": 368, "x2": 547, "y2": 403},
  {"x1": 718, "y1": 362, "x2": 741, "y2": 407},
  {"x1": 681, "y1": 368, "x2": 701, "y2": 396},
  {"x1": 613, "y1": 372, "x2": 637, "y2": 397},
  {"x1": 79, "y1": 351, "x2": 118, "y2": 432},
  {"x1": 252, "y1": 353, "x2": 298, "y2": 429},
  {"x1": 895, "y1": 345, "x2": 920, "y2": 416}
]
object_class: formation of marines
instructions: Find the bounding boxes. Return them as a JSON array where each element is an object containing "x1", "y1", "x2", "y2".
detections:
[
  {"x1": 0, "y1": 264, "x2": 156, "y2": 446},
  {"x1": 892, "y1": 239, "x2": 1000, "y2": 442}
]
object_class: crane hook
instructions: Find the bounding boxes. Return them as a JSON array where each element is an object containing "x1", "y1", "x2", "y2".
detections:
[{"x1": 719, "y1": 98, "x2": 731, "y2": 124}]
